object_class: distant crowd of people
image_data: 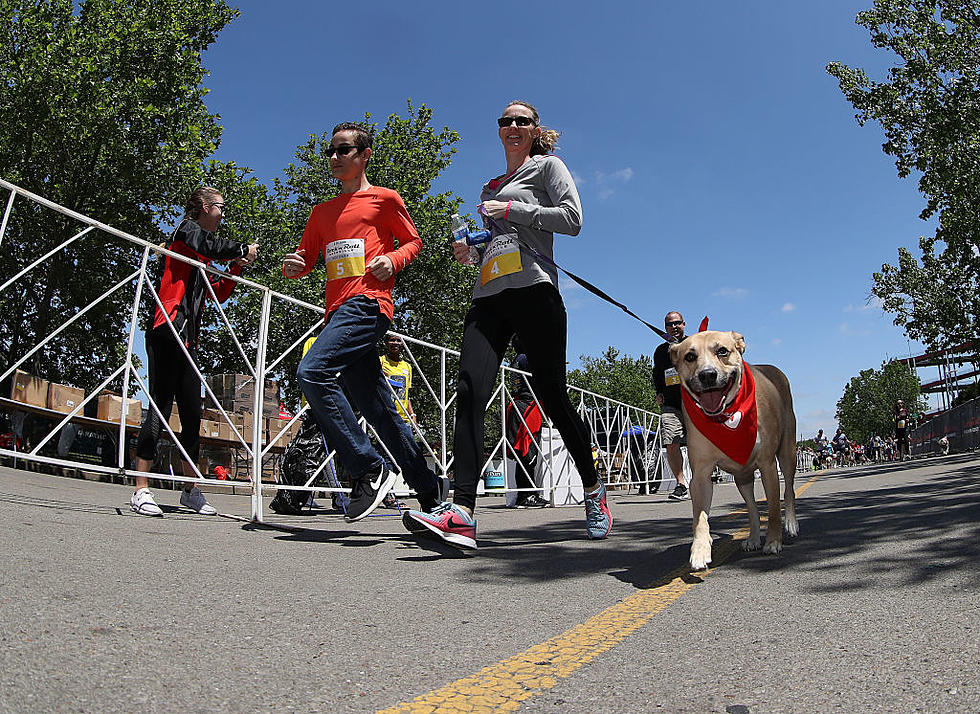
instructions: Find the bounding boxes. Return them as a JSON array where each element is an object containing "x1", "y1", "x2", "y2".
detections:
[{"x1": 805, "y1": 398, "x2": 930, "y2": 469}]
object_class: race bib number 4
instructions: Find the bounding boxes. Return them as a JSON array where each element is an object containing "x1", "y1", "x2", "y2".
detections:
[
  {"x1": 664, "y1": 367, "x2": 680, "y2": 387},
  {"x1": 324, "y1": 238, "x2": 366, "y2": 281},
  {"x1": 480, "y1": 233, "x2": 523, "y2": 286}
]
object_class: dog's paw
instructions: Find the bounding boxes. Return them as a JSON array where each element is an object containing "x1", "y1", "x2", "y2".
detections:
[
  {"x1": 742, "y1": 535, "x2": 762, "y2": 552},
  {"x1": 689, "y1": 540, "x2": 712, "y2": 570},
  {"x1": 762, "y1": 539, "x2": 783, "y2": 555},
  {"x1": 784, "y1": 516, "x2": 799, "y2": 538}
]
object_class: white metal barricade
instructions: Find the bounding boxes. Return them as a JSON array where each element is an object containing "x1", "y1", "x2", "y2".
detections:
[{"x1": 0, "y1": 177, "x2": 664, "y2": 520}]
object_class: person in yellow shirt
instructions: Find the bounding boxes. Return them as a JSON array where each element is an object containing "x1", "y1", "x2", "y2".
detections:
[
  {"x1": 380, "y1": 333, "x2": 415, "y2": 425},
  {"x1": 379, "y1": 333, "x2": 417, "y2": 509}
]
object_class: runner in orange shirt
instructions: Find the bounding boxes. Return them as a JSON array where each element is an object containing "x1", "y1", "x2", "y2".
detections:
[{"x1": 283, "y1": 122, "x2": 446, "y2": 523}]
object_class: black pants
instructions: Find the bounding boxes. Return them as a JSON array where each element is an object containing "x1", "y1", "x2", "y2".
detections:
[
  {"x1": 453, "y1": 283, "x2": 599, "y2": 511},
  {"x1": 135, "y1": 325, "x2": 202, "y2": 463}
]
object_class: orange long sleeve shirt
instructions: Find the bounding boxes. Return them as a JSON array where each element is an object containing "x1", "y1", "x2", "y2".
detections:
[{"x1": 286, "y1": 187, "x2": 422, "y2": 321}]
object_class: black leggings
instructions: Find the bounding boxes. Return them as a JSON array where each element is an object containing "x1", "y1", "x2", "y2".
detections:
[
  {"x1": 452, "y1": 283, "x2": 599, "y2": 511},
  {"x1": 135, "y1": 326, "x2": 202, "y2": 463}
]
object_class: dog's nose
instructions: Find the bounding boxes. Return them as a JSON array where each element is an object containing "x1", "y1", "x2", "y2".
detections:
[{"x1": 697, "y1": 367, "x2": 719, "y2": 387}]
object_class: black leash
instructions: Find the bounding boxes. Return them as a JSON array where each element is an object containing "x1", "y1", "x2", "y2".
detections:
[{"x1": 483, "y1": 215, "x2": 672, "y2": 342}]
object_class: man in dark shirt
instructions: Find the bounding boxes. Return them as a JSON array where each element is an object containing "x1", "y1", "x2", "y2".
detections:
[
  {"x1": 895, "y1": 399, "x2": 910, "y2": 460},
  {"x1": 653, "y1": 311, "x2": 690, "y2": 500}
]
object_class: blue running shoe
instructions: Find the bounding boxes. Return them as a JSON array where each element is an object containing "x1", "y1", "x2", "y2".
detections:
[
  {"x1": 584, "y1": 482, "x2": 612, "y2": 539},
  {"x1": 403, "y1": 502, "x2": 477, "y2": 549}
]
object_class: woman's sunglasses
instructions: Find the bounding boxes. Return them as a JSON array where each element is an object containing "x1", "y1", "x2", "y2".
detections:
[
  {"x1": 326, "y1": 144, "x2": 361, "y2": 158},
  {"x1": 497, "y1": 116, "x2": 535, "y2": 128}
]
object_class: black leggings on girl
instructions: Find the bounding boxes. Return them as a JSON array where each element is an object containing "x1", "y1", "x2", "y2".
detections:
[
  {"x1": 452, "y1": 282, "x2": 599, "y2": 511},
  {"x1": 134, "y1": 325, "x2": 202, "y2": 463}
]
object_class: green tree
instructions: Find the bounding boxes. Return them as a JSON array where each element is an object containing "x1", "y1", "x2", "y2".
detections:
[
  {"x1": 567, "y1": 347, "x2": 658, "y2": 414},
  {"x1": 836, "y1": 359, "x2": 926, "y2": 442},
  {"x1": 827, "y1": 1, "x2": 980, "y2": 350},
  {"x1": 952, "y1": 380, "x2": 979, "y2": 405},
  {"x1": 0, "y1": 0, "x2": 237, "y2": 391},
  {"x1": 871, "y1": 235, "x2": 979, "y2": 347}
]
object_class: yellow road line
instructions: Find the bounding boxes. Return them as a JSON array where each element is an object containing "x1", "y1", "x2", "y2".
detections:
[{"x1": 379, "y1": 473, "x2": 822, "y2": 714}]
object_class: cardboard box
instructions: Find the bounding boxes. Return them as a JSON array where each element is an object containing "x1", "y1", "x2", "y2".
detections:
[
  {"x1": 10, "y1": 370, "x2": 49, "y2": 407},
  {"x1": 267, "y1": 417, "x2": 291, "y2": 444},
  {"x1": 97, "y1": 393, "x2": 142, "y2": 425},
  {"x1": 199, "y1": 420, "x2": 221, "y2": 439},
  {"x1": 218, "y1": 420, "x2": 235, "y2": 442},
  {"x1": 238, "y1": 416, "x2": 268, "y2": 446},
  {"x1": 208, "y1": 373, "x2": 280, "y2": 418},
  {"x1": 207, "y1": 373, "x2": 252, "y2": 397},
  {"x1": 47, "y1": 382, "x2": 85, "y2": 414}
]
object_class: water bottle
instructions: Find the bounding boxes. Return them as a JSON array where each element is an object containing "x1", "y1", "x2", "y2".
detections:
[{"x1": 450, "y1": 214, "x2": 480, "y2": 265}]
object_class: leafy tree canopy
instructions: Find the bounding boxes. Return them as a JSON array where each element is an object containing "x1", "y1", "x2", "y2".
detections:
[
  {"x1": 567, "y1": 346, "x2": 658, "y2": 414},
  {"x1": 0, "y1": 0, "x2": 237, "y2": 390},
  {"x1": 827, "y1": 1, "x2": 980, "y2": 350},
  {"x1": 836, "y1": 359, "x2": 926, "y2": 442}
]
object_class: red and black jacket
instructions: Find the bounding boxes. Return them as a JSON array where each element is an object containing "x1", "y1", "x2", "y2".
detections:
[
  {"x1": 506, "y1": 387, "x2": 543, "y2": 458},
  {"x1": 152, "y1": 218, "x2": 247, "y2": 349}
]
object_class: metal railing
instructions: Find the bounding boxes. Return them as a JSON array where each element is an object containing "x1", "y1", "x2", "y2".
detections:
[
  {"x1": 0, "y1": 177, "x2": 665, "y2": 521},
  {"x1": 910, "y1": 395, "x2": 980, "y2": 456}
]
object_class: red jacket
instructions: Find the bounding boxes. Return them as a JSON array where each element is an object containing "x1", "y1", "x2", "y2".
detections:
[{"x1": 153, "y1": 218, "x2": 246, "y2": 348}]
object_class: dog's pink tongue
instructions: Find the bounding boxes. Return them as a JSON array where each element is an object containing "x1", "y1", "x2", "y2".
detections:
[{"x1": 698, "y1": 387, "x2": 727, "y2": 414}]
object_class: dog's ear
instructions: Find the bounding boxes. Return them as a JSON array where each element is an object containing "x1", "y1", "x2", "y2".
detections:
[
  {"x1": 669, "y1": 342, "x2": 681, "y2": 366},
  {"x1": 731, "y1": 332, "x2": 746, "y2": 354}
]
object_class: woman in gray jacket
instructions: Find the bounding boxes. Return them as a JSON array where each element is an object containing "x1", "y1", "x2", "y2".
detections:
[{"x1": 403, "y1": 101, "x2": 611, "y2": 548}]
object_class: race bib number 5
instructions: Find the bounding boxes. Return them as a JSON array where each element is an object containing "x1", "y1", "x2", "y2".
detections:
[
  {"x1": 480, "y1": 233, "x2": 523, "y2": 286},
  {"x1": 324, "y1": 238, "x2": 366, "y2": 281}
]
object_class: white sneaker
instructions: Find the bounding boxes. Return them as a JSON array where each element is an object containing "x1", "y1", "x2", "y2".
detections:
[
  {"x1": 180, "y1": 487, "x2": 217, "y2": 515},
  {"x1": 130, "y1": 488, "x2": 163, "y2": 517}
]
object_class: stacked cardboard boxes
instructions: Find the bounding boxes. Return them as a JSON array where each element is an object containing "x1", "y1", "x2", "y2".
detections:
[
  {"x1": 267, "y1": 417, "x2": 300, "y2": 445},
  {"x1": 206, "y1": 373, "x2": 280, "y2": 418}
]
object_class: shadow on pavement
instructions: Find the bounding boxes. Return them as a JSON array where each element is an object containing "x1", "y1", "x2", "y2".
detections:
[
  {"x1": 725, "y1": 461, "x2": 980, "y2": 590},
  {"x1": 421, "y1": 459, "x2": 980, "y2": 592}
]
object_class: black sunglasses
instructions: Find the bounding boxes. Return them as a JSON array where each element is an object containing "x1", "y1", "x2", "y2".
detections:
[
  {"x1": 666, "y1": 320, "x2": 684, "y2": 327},
  {"x1": 497, "y1": 116, "x2": 535, "y2": 128},
  {"x1": 326, "y1": 144, "x2": 361, "y2": 158}
]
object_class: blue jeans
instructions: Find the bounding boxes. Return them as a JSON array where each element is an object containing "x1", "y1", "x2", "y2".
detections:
[{"x1": 296, "y1": 296, "x2": 437, "y2": 496}]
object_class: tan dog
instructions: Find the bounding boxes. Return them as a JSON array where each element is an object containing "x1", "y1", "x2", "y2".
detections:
[{"x1": 670, "y1": 330, "x2": 798, "y2": 570}]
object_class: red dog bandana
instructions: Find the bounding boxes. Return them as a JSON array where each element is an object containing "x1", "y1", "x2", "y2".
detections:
[{"x1": 681, "y1": 363, "x2": 758, "y2": 466}]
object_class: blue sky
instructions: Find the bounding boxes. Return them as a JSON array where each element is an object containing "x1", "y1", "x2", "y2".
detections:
[{"x1": 202, "y1": 0, "x2": 939, "y2": 438}]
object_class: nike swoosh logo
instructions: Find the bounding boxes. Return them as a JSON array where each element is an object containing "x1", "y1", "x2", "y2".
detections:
[
  {"x1": 370, "y1": 470, "x2": 387, "y2": 490},
  {"x1": 446, "y1": 516, "x2": 471, "y2": 530}
]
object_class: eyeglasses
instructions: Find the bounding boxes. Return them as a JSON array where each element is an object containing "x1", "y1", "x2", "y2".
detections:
[
  {"x1": 497, "y1": 116, "x2": 535, "y2": 128},
  {"x1": 209, "y1": 203, "x2": 225, "y2": 213},
  {"x1": 666, "y1": 320, "x2": 684, "y2": 327},
  {"x1": 326, "y1": 144, "x2": 361, "y2": 158}
]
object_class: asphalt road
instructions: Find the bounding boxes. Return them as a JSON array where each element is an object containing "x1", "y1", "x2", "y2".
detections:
[{"x1": 0, "y1": 455, "x2": 977, "y2": 713}]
